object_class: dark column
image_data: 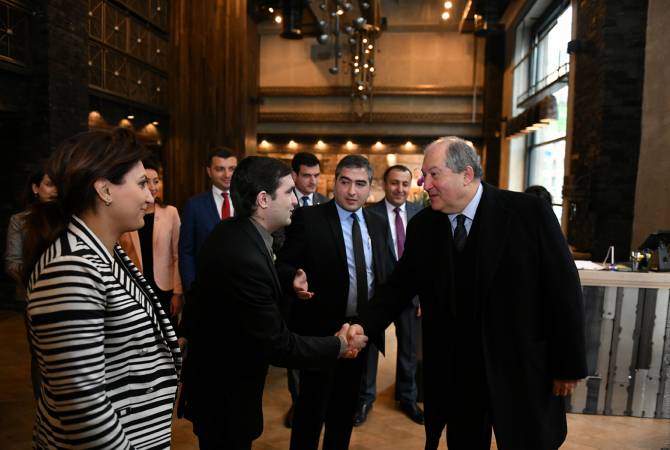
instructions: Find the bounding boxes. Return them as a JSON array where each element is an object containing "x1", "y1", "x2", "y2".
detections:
[
  {"x1": 481, "y1": 33, "x2": 504, "y2": 187},
  {"x1": 565, "y1": 0, "x2": 648, "y2": 260},
  {"x1": 165, "y1": 0, "x2": 260, "y2": 208}
]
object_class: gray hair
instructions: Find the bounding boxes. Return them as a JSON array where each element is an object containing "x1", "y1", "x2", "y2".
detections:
[
  {"x1": 426, "y1": 136, "x2": 483, "y2": 178},
  {"x1": 335, "y1": 154, "x2": 373, "y2": 181}
]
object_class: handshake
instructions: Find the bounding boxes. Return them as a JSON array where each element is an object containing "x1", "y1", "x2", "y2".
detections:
[{"x1": 335, "y1": 323, "x2": 367, "y2": 359}]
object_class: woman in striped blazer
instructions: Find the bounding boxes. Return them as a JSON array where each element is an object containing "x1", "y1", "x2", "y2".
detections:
[{"x1": 23, "y1": 128, "x2": 181, "y2": 449}]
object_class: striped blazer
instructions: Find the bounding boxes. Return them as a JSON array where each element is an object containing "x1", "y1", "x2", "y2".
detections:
[{"x1": 27, "y1": 216, "x2": 182, "y2": 449}]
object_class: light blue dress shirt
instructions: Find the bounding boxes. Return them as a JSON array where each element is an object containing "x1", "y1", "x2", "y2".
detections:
[
  {"x1": 447, "y1": 183, "x2": 483, "y2": 236},
  {"x1": 335, "y1": 202, "x2": 374, "y2": 317}
]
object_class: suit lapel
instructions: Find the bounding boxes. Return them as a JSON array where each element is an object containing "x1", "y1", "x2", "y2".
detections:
[
  {"x1": 206, "y1": 191, "x2": 220, "y2": 226},
  {"x1": 244, "y1": 220, "x2": 282, "y2": 297},
  {"x1": 325, "y1": 201, "x2": 347, "y2": 267},
  {"x1": 474, "y1": 183, "x2": 510, "y2": 303}
]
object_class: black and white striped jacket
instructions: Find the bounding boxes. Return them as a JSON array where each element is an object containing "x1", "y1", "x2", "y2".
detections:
[{"x1": 27, "y1": 216, "x2": 182, "y2": 449}]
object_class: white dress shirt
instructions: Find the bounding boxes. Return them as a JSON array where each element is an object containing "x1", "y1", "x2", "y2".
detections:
[
  {"x1": 294, "y1": 188, "x2": 314, "y2": 207},
  {"x1": 212, "y1": 185, "x2": 235, "y2": 218},
  {"x1": 447, "y1": 183, "x2": 483, "y2": 236}
]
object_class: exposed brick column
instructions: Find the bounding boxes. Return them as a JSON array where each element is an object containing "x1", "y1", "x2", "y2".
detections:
[{"x1": 565, "y1": 0, "x2": 648, "y2": 260}]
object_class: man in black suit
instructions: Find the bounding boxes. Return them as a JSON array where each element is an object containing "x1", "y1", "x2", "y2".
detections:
[
  {"x1": 355, "y1": 165, "x2": 424, "y2": 426},
  {"x1": 348, "y1": 137, "x2": 587, "y2": 450},
  {"x1": 182, "y1": 156, "x2": 368, "y2": 450},
  {"x1": 292, "y1": 152, "x2": 329, "y2": 207},
  {"x1": 283, "y1": 151, "x2": 329, "y2": 428},
  {"x1": 277, "y1": 155, "x2": 395, "y2": 450}
]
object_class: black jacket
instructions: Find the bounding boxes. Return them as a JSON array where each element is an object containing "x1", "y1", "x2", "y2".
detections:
[
  {"x1": 360, "y1": 183, "x2": 587, "y2": 449},
  {"x1": 182, "y1": 216, "x2": 341, "y2": 443},
  {"x1": 276, "y1": 200, "x2": 395, "y2": 352}
]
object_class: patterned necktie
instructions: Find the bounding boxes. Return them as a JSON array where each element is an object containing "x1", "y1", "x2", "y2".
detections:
[
  {"x1": 351, "y1": 213, "x2": 368, "y2": 315},
  {"x1": 453, "y1": 214, "x2": 467, "y2": 252},
  {"x1": 301, "y1": 196, "x2": 310, "y2": 207},
  {"x1": 394, "y1": 207, "x2": 405, "y2": 258},
  {"x1": 221, "y1": 192, "x2": 231, "y2": 220}
]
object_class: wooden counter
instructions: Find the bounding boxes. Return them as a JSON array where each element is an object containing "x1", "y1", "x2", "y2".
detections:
[{"x1": 568, "y1": 270, "x2": 670, "y2": 419}]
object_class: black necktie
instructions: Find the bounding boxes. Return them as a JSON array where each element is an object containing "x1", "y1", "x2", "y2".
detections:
[
  {"x1": 351, "y1": 213, "x2": 368, "y2": 315},
  {"x1": 453, "y1": 214, "x2": 467, "y2": 252},
  {"x1": 301, "y1": 196, "x2": 309, "y2": 207}
]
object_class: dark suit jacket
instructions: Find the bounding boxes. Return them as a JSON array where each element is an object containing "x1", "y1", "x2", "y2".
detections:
[
  {"x1": 179, "y1": 191, "x2": 220, "y2": 293},
  {"x1": 182, "y1": 217, "x2": 341, "y2": 443},
  {"x1": 276, "y1": 200, "x2": 395, "y2": 353},
  {"x1": 360, "y1": 183, "x2": 587, "y2": 449},
  {"x1": 293, "y1": 189, "x2": 328, "y2": 206},
  {"x1": 366, "y1": 200, "x2": 422, "y2": 308}
]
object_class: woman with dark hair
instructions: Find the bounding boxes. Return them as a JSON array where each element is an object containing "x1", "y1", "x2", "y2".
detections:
[
  {"x1": 24, "y1": 128, "x2": 181, "y2": 449},
  {"x1": 4, "y1": 168, "x2": 58, "y2": 400},
  {"x1": 119, "y1": 157, "x2": 184, "y2": 331},
  {"x1": 5, "y1": 169, "x2": 57, "y2": 294}
]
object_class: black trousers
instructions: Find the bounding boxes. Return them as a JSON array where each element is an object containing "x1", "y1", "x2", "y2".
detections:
[
  {"x1": 290, "y1": 348, "x2": 367, "y2": 450},
  {"x1": 198, "y1": 435, "x2": 251, "y2": 450}
]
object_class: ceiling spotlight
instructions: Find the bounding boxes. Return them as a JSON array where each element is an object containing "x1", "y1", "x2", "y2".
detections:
[
  {"x1": 363, "y1": 63, "x2": 368, "y2": 68},
  {"x1": 329, "y1": 66, "x2": 339, "y2": 74},
  {"x1": 344, "y1": 25, "x2": 354, "y2": 35},
  {"x1": 345, "y1": 140, "x2": 355, "y2": 149},
  {"x1": 152, "y1": 121, "x2": 159, "y2": 126},
  {"x1": 369, "y1": 67, "x2": 375, "y2": 72},
  {"x1": 354, "y1": 62, "x2": 359, "y2": 67},
  {"x1": 354, "y1": 17, "x2": 367, "y2": 28},
  {"x1": 260, "y1": 140, "x2": 270, "y2": 148},
  {"x1": 441, "y1": 11, "x2": 450, "y2": 20},
  {"x1": 361, "y1": 2, "x2": 370, "y2": 9},
  {"x1": 336, "y1": 9, "x2": 344, "y2": 15},
  {"x1": 275, "y1": 15, "x2": 282, "y2": 23},
  {"x1": 404, "y1": 141, "x2": 414, "y2": 150},
  {"x1": 354, "y1": 55, "x2": 359, "y2": 60},
  {"x1": 268, "y1": 7, "x2": 274, "y2": 13},
  {"x1": 316, "y1": 140, "x2": 326, "y2": 149},
  {"x1": 354, "y1": 68, "x2": 360, "y2": 73},
  {"x1": 127, "y1": 115, "x2": 135, "y2": 120},
  {"x1": 357, "y1": 85, "x2": 364, "y2": 91},
  {"x1": 444, "y1": 1, "x2": 453, "y2": 8},
  {"x1": 348, "y1": 37, "x2": 356, "y2": 45},
  {"x1": 362, "y1": 38, "x2": 368, "y2": 44},
  {"x1": 344, "y1": 2, "x2": 353, "y2": 11},
  {"x1": 374, "y1": 141, "x2": 384, "y2": 150},
  {"x1": 317, "y1": 33, "x2": 329, "y2": 44},
  {"x1": 288, "y1": 140, "x2": 298, "y2": 149},
  {"x1": 364, "y1": 49, "x2": 370, "y2": 54},
  {"x1": 367, "y1": 44, "x2": 373, "y2": 50}
]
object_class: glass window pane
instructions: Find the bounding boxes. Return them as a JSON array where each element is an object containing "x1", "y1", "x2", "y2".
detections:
[{"x1": 528, "y1": 139, "x2": 565, "y2": 221}]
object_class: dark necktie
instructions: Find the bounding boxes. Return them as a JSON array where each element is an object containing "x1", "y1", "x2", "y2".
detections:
[
  {"x1": 351, "y1": 213, "x2": 368, "y2": 315},
  {"x1": 221, "y1": 192, "x2": 231, "y2": 220},
  {"x1": 301, "y1": 196, "x2": 310, "y2": 207},
  {"x1": 394, "y1": 207, "x2": 405, "y2": 258},
  {"x1": 453, "y1": 214, "x2": 467, "y2": 252}
]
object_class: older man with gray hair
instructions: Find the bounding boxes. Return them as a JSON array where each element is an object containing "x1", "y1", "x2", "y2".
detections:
[{"x1": 348, "y1": 136, "x2": 587, "y2": 450}]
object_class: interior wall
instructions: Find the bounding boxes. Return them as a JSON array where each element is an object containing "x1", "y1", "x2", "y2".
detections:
[{"x1": 632, "y1": 0, "x2": 670, "y2": 248}]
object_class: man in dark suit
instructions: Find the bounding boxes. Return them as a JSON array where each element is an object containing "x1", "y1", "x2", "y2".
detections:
[
  {"x1": 292, "y1": 151, "x2": 329, "y2": 207},
  {"x1": 355, "y1": 165, "x2": 424, "y2": 426},
  {"x1": 283, "y1": 151, "x2": 329, "y2": 428},
  {"x1": 182, "y1": 156, "x2": 368, "y2": 450},
  {"x1": 179, "y1": 147, "x2": 237, "y2": 295},
  {"x1": 277, "y1": 155, "x2": 395, "y2": 450},
  {"x1": 348, "y1": 136, "x2": 587, "y2": 450}
]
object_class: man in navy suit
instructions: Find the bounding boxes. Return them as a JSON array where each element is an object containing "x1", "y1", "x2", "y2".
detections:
[
  {"x1": 179, "y1": 147, "x2": 238, "y2": 295},
  {"x1": 354, "y1": 165, "x2": 424, "y2": 426}
]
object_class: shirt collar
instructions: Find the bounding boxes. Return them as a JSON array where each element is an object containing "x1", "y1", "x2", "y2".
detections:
[
  {"x1": 212, "y1": 185, "x2": 228, "y2": 197},
  {"x1": 448, "y1": 182, "x2": 483, "y2": 222},
  {"x1": 384, "y1": 199, "x2": 405, "y2": 214},
  {"x1": 335, "y1": 201, "x2": 363, "y2": 223},
  {"x1": 294, "y1": 188, "x2": 312, "y2": 201}
]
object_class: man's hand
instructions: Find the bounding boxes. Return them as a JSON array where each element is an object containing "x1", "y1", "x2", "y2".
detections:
[
  {"x1": 178, "y1": 337, "x2": 188, "y2": 358},
  {"x1": 170, "y1": 294, "x2": 184, "y2": 317},
  {"x1": 340, "y1": 324, "x2": 367, "y2": 358},
  {"x1": 416, "y1": 305, "x2": 422, "y2": 318},
  {"x1": 293, "y1": 268, "x2": 314, "y2": 300},
  {"x1": 552, "y1": 379, "x2": 579, "y2": 397}
]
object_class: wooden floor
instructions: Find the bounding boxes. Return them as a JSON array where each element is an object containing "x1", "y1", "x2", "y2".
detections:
[{"x1": 2, "y1": 308, "x2": 669, "y2": 449}]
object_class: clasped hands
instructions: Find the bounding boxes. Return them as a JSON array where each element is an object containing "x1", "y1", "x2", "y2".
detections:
[{"x1": 335, "y1": 323, "x2": 368, "y2": 359}]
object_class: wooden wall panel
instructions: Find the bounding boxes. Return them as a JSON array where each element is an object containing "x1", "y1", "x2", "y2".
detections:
[{"x1": 165, "y1": 0, "x2": 259, "y2": 208}]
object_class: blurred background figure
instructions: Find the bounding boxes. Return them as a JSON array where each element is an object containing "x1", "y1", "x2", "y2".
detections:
[
  {"x1": 24, "y1": 128, "x2": 181, "y2": 449},
  {"x1": 119, "y1": 157, "x2": 184, "y2": 332},
  {"x1": 4, "y1": 167, "x2": 57, "y2": 400},
  {"x1": 5, "y1": 168, "x2": 58, "y2": 301}
]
